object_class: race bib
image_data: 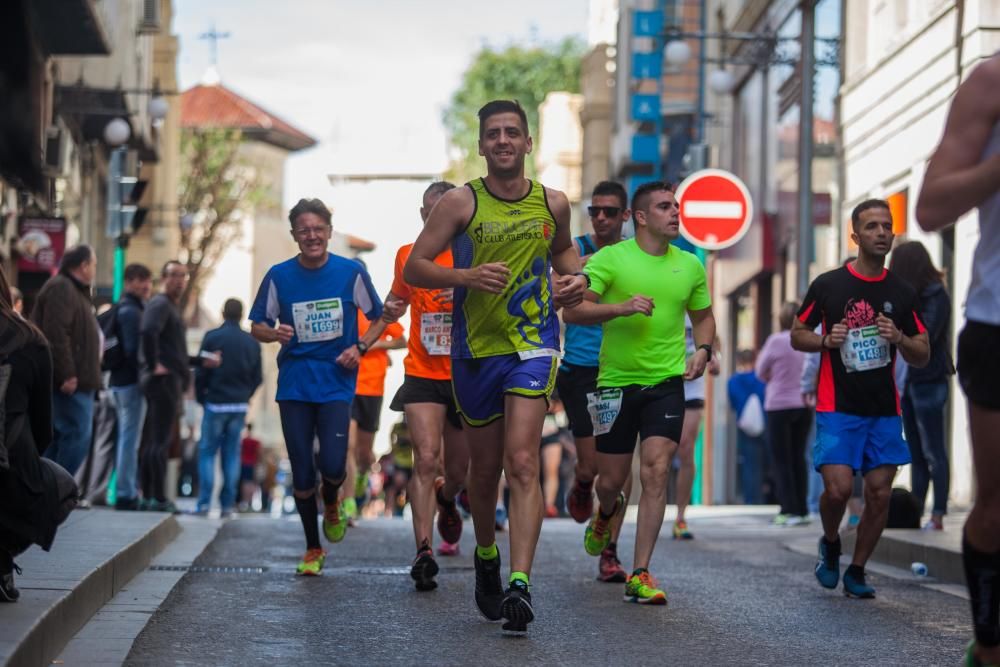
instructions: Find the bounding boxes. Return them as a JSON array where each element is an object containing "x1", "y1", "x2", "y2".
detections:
[
  {"x1": 517, "y1": 348, "x2": 560, "y2": 361},
  {"x1": 420, "y1": 312, "x2": 452, "y2": 356},
  {"x1": 839, "y1": 325, "x2": 891, "y2": 373},
  {"x1": 292, "y1": 298, "x2": 343, "y2": 343},
  {"x1": 587, "y1": 388, "x2": 623, "y2": 436}
]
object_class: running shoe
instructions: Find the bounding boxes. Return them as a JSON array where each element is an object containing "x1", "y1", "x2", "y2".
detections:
[
  {"x1": 474, "y1": 552, "x2": 504, "y2": 621},
  {"x1": 341, "y1": 496, "x2": 358, "y2": 521},
  {"x1": 598, "y1": 546, "x2": 626, "y2": 583},
  {"x1": 437, "y1": 540, "x2": 460, "y2": 557},
  {"x1": 623, "y1": 569, "x2": 667, "y2": 605},
  {"x1": 566, "y1": 478, "x2": 594, "y2": 523},
  {"x1": 500, "y1": 579, "x2": 534, "y2": 634},
  {"x1": 964, "y1": 640, "x2": 1000, "y2": 667},
  {"x1": 323, "y1": 502, "x2": 347, "y2": 543},
  {"x1": 584, "y1": 492, "x2": 625, "y2": 556},
  {"x1": 295, "y1": 548, "x2": 326, "y2": 576},
  {"x1": 435, "y1": 477, "x2": 463, "y2": 544},
  {"x1": 495, "y1": 506, "x2": 507, "y2": 532},
  {"x1": 672, "y1": 520, "x2": 694, "y2": 540},
  {"x1": 410, "y1": 544, "x2": 439, "y2": 592},
  {"x1": 544, "y1": 505, "x2": 559, "y2": 519},
  {"x1": 842, "y1": 568, "x2": 876, "y2": 599},
  {"x1": 772, "y1": 513, "x2": 789, "y2": 526},
  {"x1": 815, "y1": 537, "x2": 841, "y2": 589},
  {"x1": 354, "y1": 471, "x2": 369, "y2": 502}
]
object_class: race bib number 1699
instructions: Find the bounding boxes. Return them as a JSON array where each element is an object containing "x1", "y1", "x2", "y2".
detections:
[{"x1": 292, "y1": 298, "x2": 344, "y2": 343}]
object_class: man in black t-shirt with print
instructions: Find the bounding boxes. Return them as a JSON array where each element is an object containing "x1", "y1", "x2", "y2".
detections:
[{"x1": 792, "y1": 199, "x2": 929, "y2": 599}]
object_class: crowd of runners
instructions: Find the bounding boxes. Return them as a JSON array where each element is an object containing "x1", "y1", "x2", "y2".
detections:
[{"x1": 247, "y1": 89, "x2": 998, "y2": 661}]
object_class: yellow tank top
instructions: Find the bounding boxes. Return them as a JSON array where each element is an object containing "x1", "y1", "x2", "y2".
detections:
[{"x1": 450, "y1": 178, "x2": 560, "y2": 359}]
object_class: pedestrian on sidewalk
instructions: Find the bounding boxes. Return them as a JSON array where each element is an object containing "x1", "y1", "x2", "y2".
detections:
[
  {"x1": 107, "y1": 263, "x2": 153, "y2": 511},
  {"x1": 916, "y1": 53, "x2": 1000, "y2": 665},
  {"x1": 30, "y1": 244, "x2": 101, "y2": 476},
  {"x1": 238, "y1": 424, "x2": 262, "y2": 511},
  {"x1": 139, "y1": 261, "x2": 219, "y2": 513},
  {"x1": 727, "y1": 349, "x2": 766, "y2": 505},
  {"x1": 194, "y1": 298, "x2": 262, "y2": 515},
  {"x1": 792, "y1": 199, "x2": 929, "y2": 600},
  {"x1": 0, "y1": 267, "x2": 78, "y2": 603},
  {"x1": 888, "y1": 241, "x2": 953, "y2": 531},
  {"x1": 756, "y1": 302, "x2": 812, "y2": 526}
]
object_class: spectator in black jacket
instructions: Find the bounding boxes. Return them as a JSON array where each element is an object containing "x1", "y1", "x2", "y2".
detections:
[
  {"x1": 889, "y1": 241, "x2": 953, "y2": 530},
  {"x1": 108, "y1": 264, "x2": 152, "y2": 511},
  {"x1": 194, "y1": 298, "x2": 262, "y2": 515},
  {"x1": 138, "y1": 261, "x2": 219, "y2": 512}
]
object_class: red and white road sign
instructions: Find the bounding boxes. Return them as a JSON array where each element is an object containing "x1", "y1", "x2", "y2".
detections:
[{"x1": 674, "y1": 169, "x2": 754, "y2": 250}]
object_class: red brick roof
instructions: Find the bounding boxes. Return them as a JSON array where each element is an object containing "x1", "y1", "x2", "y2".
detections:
[
  {"x1": 346, "y1": 234, "x2": 375, "y2": 252},
  {"x1": 180, "y1": 83, "x2": 317, "y2": 152}
]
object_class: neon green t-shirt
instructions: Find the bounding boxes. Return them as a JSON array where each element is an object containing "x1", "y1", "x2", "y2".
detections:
[{"x1": 585, "y1": 238, "x2": 711, "y2": 387}]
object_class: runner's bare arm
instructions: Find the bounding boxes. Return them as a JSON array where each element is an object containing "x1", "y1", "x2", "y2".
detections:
[
  {"x1": 562, "y1": 291, "x2": 653, "y2": 324},
  {"x1": 790, "y1": 318, "x2": 824, "y2": 352},
  {"x1": 684, "y1": 306, "x2": 717, "y2": 380},
  {"x1": 404, "y1": 187, "x2": 509, "y2": 291},
  {"x1": 917, "y1": 58, "x2": 1000, "y2": 231},
  {"x1": 251, "y1": 321, "x2": 293, "y2": 345},
  {"x1": 547, "y1": 188, "x2": 587, "y2": 307},
  {"x1": 876, "y1": 313, "x2": 930, "y2": 368}
]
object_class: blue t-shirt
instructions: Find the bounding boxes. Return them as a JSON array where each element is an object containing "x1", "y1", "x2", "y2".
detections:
[
  {"x1": 249, "y1": 254, "x2": 383, "y2": 403},
  {"x1": 561, "y1": 234, "x2": 603, "y2": 369}
]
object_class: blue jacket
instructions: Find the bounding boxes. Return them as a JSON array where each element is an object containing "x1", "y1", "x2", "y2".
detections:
[
  {"x1": 195, "y1": 321, "x2": 262, "y2": 406},
  {"x1": 109, "y1": 292, "x2": 144, "y2": 388},
  {"x1": 727, "y1": 370, "x2": 766, "y2": 417}
]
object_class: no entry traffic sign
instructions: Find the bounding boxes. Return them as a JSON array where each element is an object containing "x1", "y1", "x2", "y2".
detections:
[{"x1": 675, "y1": 169, "x2": 754, "y2": 250}]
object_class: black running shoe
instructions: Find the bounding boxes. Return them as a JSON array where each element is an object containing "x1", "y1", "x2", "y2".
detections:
[
  {"x1": 410, "y1": 545, "x2": 439, "y2": 592},
  {"x1": 474, "y1": 552, "x2": 504, "y2": 621},
  {"x1": 501, "y1": 579, "x2": 534, "y2": 634},
  {"x1": 0, "y1": 561, "x2": 21, "y2": 603}
]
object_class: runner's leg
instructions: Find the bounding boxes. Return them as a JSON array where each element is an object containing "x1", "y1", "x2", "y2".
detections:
[
  {"x1": 819, "y1": 465, "x2": 854, "y2": 542},
  {"x1": 674, "y1": 408, "x2": 701, "y2": 524},
  {"x1": 406, "y1": 402, "x2": 446, "y2": 549},
  {"x1": 442, "y1": 419, "x2": 468, "y2": 499},
  {"x1": 851, "y1": 465, "x2": 896, "y2": 567},
  {"x1": 634, "y1": 437, "x2": 677, "y2": 570},
  {"x1": 503, "y1": 394, "x2": 548, "y2": 576}
]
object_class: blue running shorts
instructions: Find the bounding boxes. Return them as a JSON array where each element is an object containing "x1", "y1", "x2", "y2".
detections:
[
  {"x1": 451, "y1": 353, "x2": 558, "y2": 427},
  {"x1": 814, "y1": 411, "x2": 911, "y2": 475}
]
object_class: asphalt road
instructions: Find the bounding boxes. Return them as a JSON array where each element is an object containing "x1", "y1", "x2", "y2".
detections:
[{"x1": 125, "y1": 511, "x2": 971, "y2": 666}]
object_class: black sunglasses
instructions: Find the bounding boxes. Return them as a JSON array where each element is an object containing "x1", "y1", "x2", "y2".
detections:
[{"x1": 588, "y1": 206, "x2": 621, "y2": 218}]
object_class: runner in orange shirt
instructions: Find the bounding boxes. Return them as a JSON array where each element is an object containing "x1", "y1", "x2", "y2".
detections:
[
  {"x1": 385, "y1": 181, "x2": 470, "y2": 591},
  {"x1": 343, "y1": 310, "x2": 405, "y2": 520}
]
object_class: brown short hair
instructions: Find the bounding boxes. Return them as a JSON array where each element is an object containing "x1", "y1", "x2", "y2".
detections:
[{"x1": 288, "y1": 198, "x2": 332, "y2": 229}]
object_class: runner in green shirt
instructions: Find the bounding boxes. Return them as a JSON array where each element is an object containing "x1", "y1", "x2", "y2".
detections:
[{"x1": 563, "y1": 181, "x2": 716, "y2": 605}]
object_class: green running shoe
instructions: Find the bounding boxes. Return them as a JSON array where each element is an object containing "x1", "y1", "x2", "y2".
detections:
[
  {"x1": 354, "y1": 472, "x2": 369, "y2": 502},
  {"x1": 296, "y1": 548, "x2": 326, "y2": 576},
  {"x1": 964, "y1": 640, "x2": 1000, "y2": 667},
  {"x1": 323, "y1": 503, "x2": 347, "y2": 543},
  {"x1": 624, "y1": 569, "x2": 667, "y2": 605},
  {"x1": 584, "y1": 492, "x2": 625, "y2": 556},
  {"x1": 341, "y1": 496, "x2": 358, "y2": 521}
]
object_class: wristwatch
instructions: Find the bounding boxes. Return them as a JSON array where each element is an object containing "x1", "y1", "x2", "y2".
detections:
[
  {"x1": 573, "y1": 272, "x2": 592, "y2": 289},
  {"x1": 356, "y1": 341, "x2": 370, "y2": 356},
  {"x1": 697, "y1": 344, "x2": 713, "y2": 357}
]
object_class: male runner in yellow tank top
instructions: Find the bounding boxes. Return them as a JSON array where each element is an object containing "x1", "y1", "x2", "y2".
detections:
[{"x1": 404, "y1": 100, "x2": 587, "y2": 634}]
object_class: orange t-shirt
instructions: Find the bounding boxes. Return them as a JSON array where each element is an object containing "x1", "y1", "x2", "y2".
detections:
[
  {"x1": 390, "y1": 244, "x2": 453, "y2": 381},
  {"x1": 356, "y1": 312, "x2": 404, "y2": 397}
]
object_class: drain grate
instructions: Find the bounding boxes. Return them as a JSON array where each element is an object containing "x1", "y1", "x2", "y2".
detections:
[{"x1": 150, "y1": 565, "x2": 267, "y2": 574}]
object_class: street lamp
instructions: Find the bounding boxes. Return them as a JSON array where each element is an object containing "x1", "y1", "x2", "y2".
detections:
[
  {"x1": 148, "y1": 95, "x2": 170, "y2": 122},
  {"x1": 708, "y1": 68, "x2": 736, "y2": 95},
  {"x1": 103, "y1": 117, "x2": 131, "y2": 146},
  {"x1": 664, "y1": 40, "x2": 692, "y2": 67}
]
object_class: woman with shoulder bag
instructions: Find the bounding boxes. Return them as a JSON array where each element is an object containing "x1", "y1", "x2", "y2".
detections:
[{"x1": 889, "y1": 241, "x2": 953, "y2": 531}]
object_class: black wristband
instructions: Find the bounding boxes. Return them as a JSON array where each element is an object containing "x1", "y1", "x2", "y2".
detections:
[
  {"x1": 697, "y1": 344, "x2": 713, "y2": 357},
  {"x1": 356, "y1": 341, "x2": 369, "y2": 356},
  {"x1": 574, "y1": 272, "x2": 591, "y2": 289}
]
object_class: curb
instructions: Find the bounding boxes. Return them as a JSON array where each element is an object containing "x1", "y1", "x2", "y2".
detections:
[
  {"x1": 3, "y1": 514, "x2": 181, "y2": 667},
  {"x1": 842, "y1": 529, "x2": 964, "y2": 584}
]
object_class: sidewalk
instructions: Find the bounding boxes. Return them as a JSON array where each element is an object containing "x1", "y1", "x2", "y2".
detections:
[
  {"x1": 0, "y1": 509, "x2": 180, "y2": 667},
  {"x1": 843, "y1": 512, "x2": 967, "y2": 585}
]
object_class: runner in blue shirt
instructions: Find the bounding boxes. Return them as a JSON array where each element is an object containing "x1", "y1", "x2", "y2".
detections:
[
  {"x1": 558, "y1": 180, "x2": 632, "y2": 584},
  {"x1": 250, "y1": 198, "x2": 391, "y2": 576}
]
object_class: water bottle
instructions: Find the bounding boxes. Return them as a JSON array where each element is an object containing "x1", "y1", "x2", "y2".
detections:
[{"x1": 911, "y1": 562, "x2": 929, "y2": 577}]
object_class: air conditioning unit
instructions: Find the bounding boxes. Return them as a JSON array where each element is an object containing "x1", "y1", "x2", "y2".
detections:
[
  {"x1": 43, "y1": 124, "x2": 73, "y2": 178},
  {"x1": 138, "y1": 0, "x2": 161, "y2": 34}
]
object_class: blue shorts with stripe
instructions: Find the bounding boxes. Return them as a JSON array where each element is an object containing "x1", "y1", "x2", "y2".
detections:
[
  {"x1": 451, "y1": 353, "x2": 558, "y2": 427},
  {"x1": 813, "y1": 411, "x2": 911, "y2": 475}
]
